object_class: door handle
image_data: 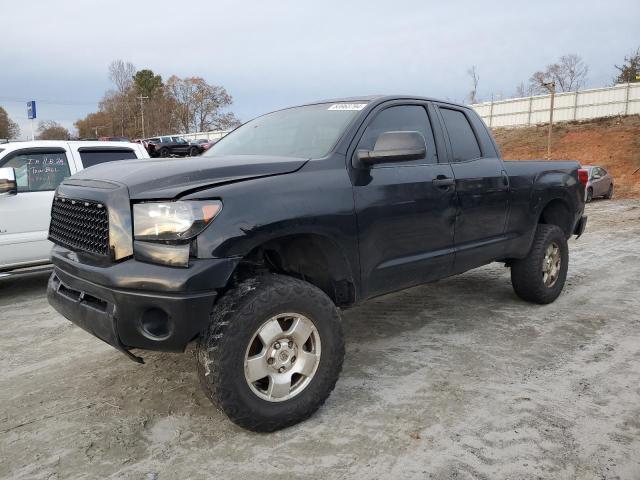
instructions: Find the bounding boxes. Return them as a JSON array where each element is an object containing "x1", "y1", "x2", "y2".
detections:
[
  {"x1": 501, "y1": 171, "x2": 510, "y2": 188},
  {"x1": 433, "y1": 177, "x2": 455, "y2": 188}
]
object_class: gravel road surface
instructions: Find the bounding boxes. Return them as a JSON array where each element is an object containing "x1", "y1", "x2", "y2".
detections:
[{"x1": 1, "y1": 199, "x2": 639, "y2": 479}]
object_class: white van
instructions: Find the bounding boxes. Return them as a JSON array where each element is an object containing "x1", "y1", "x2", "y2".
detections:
[{"x1": 0, "y1": 141, "x2": 149, "y2": 274}]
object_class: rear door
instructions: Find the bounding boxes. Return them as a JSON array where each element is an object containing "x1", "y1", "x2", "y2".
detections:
[
  {"x1": 351, "y1": 101, "x2": 457, "y2": 299},
  {"x1": 172, "y1": 137, "x2": 190, "y2": 155},
  {"x1": 0, "y1": 146, "x2": 75, "y2": 269},
  {"x1": 435, "y1": 105, "x2": 510, "y2": 272}
]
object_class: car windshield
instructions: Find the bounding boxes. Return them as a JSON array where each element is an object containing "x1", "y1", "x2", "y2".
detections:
[{"x1": 204, "y1": 102, "x2": 367, "y2": 159}]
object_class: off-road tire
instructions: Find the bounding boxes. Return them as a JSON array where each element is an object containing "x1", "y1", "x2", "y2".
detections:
[
  {"x1": 605, "y1": 184, "x2": 614, "y2": 199},
  {"x1": 586, "y1": 187, "x2": 593, "y2": 203},
  {"x1": 510, "y1": 224, "x2": 569, "y2": 304},
  {"x1": 196, "y1": 274, "x2": 344, "y2": 432}
]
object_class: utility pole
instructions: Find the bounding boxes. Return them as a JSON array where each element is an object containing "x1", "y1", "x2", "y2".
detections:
[
  {"x1": 92, "y1": 125, "x2": 105, "y2": 137},
  {"x1": 137, "y1": 95, "x2": 149, "y2": 138},
  {"x1": 543, "y1": 81, "x2": 556, "y2": 159}
]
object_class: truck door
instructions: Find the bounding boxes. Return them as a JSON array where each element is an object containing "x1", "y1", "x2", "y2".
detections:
[
  {"x1": 0, "y1": 147, "x2": 75, "y2": 269},
  {"x1": 435, "y1": 105, "x2": 510, "y2": 272},
  {"x1": 351, "y1": 102, "x2": 457, "y2": 299}
]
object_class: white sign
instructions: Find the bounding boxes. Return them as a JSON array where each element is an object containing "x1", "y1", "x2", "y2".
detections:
[{"x1": 328, "y1": 103, "x2": 367, "y2": 111}]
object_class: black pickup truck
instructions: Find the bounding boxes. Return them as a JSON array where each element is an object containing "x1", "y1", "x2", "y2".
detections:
[
  {"x1": 47, "y1": 96, "x2": 587, "y2": 432},
  {"x1": 145, "y1": 135, "x2": 204, "y2": 158}
]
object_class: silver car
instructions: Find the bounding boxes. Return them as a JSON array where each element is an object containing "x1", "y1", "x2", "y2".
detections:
[{"x1": 584, "y1": 165, "x2": 614, "y2": 202}]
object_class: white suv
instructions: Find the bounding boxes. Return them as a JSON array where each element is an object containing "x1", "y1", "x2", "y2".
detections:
[{"x1": 0, "y1": 141, "x2": 149, "y2": 274}]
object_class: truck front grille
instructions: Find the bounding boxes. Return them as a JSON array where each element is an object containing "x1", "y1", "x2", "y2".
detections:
[{"x1": 49, "y1": 197, "x2": 110, "y2": 256}]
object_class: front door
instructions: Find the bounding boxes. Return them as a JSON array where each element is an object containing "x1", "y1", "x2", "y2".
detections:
[
  {"x1": 0, "y1": 148, "x2": 73, "y2": 269},
  {"x1": 352, "y1": 103, "x2": 457, "y2": 299}
]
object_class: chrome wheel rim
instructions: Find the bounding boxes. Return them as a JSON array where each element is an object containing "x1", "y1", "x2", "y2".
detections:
[
  {"x1": 542, "y1": 242, "x2": 561, "y2": 288},
  {"x1": 244, "y1": 313, "x2": 321, "y2": 402}
]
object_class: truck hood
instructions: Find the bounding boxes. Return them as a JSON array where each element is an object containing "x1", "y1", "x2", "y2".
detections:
[{"x1": 69, "y1": 155, "x2": 308, "y2": 200}]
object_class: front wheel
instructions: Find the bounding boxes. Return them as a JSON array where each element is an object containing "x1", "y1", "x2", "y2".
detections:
[
  {"x1": 189, "y1": 146, "x2": 200, "y2": 157},
  {"x1": 586, "y1": 187, "x2": 593, "y2": 203},
  {"x1": 196, "y1": 274, "x2": 344, "y2": 432},
  {"x1": 510, "y1": 224, "x2": 569, "y2": 304}
]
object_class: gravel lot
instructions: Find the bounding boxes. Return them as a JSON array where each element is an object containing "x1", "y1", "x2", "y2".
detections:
[{"x1": 1, "y1": 199, "x2": 639, "y2": 480}]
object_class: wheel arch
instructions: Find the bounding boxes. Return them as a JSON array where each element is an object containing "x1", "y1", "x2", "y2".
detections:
[
  {"x1": 228, "y1": 232, "x2": 358, "y2": 307},
  {"x1": 537, "y1": 197, "x2": 573, "y2": 237}
]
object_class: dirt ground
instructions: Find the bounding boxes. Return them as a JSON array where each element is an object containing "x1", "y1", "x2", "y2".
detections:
[
  {"x1": 1, "y1": 199, "x2": 639, "y2": 480},
  {"x1": 493, "y1": 115, "x2": 640, "y2": 199}
]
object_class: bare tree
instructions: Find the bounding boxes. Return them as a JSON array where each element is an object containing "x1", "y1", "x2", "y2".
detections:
[
  {"x1": 467, "y1": 66, "x2": 480, "y2": 104},
  {"x1": 107, "y1": 60, "x2": 137, "y2": 135},
  {"x1": 37, "y1": 120, "x2": 70, "y2": 140},
  {"x1": 167, "y1": 76, "x2": 238, "y2": 133},
  {"x1": 529, "y1": 54, "x2": 589, "y2": 94},
  {"x1": 109, "y1": 60, "x2": 136, "y2": 94}
]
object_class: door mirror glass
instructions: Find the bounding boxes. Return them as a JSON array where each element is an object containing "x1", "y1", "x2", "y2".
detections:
[
  {"x1": 0, "y1": 167, "x2": 17, "y2": 196},
  {"x1": 356, "y1": 131, "x2": 426, "y2": 166}
]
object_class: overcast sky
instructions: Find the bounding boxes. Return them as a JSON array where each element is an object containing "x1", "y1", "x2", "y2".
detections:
[{"x1": 1, "y1": 0, "x2": 638, "y2": 138}]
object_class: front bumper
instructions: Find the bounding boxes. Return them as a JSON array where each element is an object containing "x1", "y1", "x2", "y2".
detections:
[{"x1": 47, "y1": 246, "x2": 240, "y2": 361}]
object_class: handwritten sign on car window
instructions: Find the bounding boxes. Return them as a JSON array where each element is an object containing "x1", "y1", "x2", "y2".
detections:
[{"x1": 9, "y1": 153, "x2": 71, "y2": 192}]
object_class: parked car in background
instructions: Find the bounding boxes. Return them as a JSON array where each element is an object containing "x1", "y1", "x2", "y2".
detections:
[
  {"x1": 583, "y1": 165, "x2": 614, "y2": 202},
  {"x1": 194, "y1": 138, "x2": 219, "y2": 151},
  {"x1": 99, "y1": 136, "x2": 130, "y2": 142},
  {"x1": 144, "y1": 136, "x2": 204, "y2": 158},
  {"x1": 0, "y1": 140, "x2": 149, "y2": 275}
]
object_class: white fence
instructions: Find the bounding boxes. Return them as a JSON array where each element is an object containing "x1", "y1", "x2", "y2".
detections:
[
  {"x1": 175, "y1": 130, "x2": 231, "y2": 141},
  {"x1": 470, "y1": 83, "x2": 640, "y2": 128}
]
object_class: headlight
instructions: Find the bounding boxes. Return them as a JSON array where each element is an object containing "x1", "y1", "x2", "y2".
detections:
[{"x1": 133, "y1": 200, "x2": 222, "y2": 241}]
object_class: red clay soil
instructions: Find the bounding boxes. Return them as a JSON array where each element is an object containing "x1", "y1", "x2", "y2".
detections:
[{"x1": 492, "y1": 115, "x2": 640, "y2": 198}]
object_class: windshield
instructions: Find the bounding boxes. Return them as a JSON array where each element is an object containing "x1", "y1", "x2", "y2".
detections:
[{"x1": 204, "y1": 102, "x2": 367, "y2": 159}]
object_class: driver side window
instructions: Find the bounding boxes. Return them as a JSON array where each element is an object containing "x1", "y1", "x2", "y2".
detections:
[{"x1": 357, "y1": 105, "x2": 437, "y2": 165}]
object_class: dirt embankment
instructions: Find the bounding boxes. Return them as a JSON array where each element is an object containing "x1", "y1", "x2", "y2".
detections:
[{"x1": 492, "y1": 115, "x2": 640, "y2": 198}]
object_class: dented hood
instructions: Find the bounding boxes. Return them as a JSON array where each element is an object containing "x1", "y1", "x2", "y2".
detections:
[{"x1": 69, "y1": 155, "x2": 308, "y2": 200}]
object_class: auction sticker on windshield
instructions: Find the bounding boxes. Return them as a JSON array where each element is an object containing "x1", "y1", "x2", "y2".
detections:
[{"x1": 328, "y1": 103, "x2": 367, "y2": 111}]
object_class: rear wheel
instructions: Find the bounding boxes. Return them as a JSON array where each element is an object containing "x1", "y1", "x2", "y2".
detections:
[
  {"x1": 586, "y1": 187, "x2": 593, "y2": 203},
  {"x1": 510, "y1": 224, "x2": 569, "y2": 304},
  {"x1": 196, "y1": 274, "x2": 344, "y2": 432},
  {"x1": 605, "y1": 184, "x2": 614, "y2": 199}
]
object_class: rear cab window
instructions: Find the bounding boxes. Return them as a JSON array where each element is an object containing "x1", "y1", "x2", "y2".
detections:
[
  {"x1": 78, "y1": 148, "x2": 137, "y2": 168},
  {"x1": 439, "y1": 108, "x2": 482, "y2": 162}
]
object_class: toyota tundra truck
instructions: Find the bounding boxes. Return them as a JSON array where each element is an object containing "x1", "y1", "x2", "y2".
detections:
[{"x1": 43, "y1": 96, "x2": 588, "y2": 432}]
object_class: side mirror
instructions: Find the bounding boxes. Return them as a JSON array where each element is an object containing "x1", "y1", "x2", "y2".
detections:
[
  {"x1": 0, "y1": 167, "x2": 17, "y2": 196},
  {"x1": 356, "y1": 131, "x2": 426, "y2": 167}
]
